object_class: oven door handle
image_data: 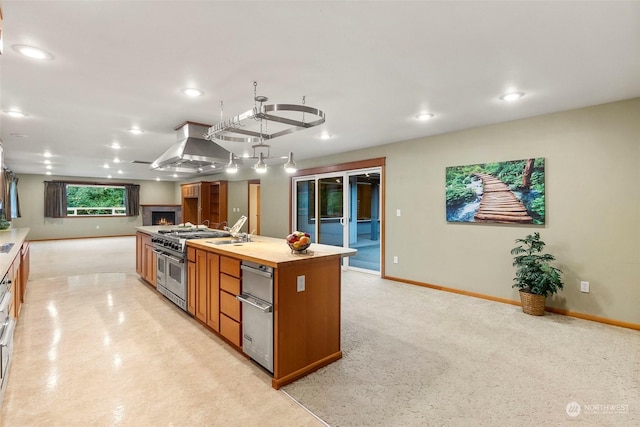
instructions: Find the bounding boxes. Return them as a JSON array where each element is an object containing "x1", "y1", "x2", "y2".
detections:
[
  {"x1": 165, "y1": 254, "x2": 184, "y2": 264},
  {"x1": 0, "y1": 318, "x2": 16, "y2": 347},
  {"x1": 236, "y1": 294, "x2": 272, "y2": 313},
  {"x1": 0, "y1": 291, "x2": 12, "y2": 314}
]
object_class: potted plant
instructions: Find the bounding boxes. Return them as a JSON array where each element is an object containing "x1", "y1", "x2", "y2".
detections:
[{"x1": 511, "y1": 232, "x2": 563, "y2": 315}]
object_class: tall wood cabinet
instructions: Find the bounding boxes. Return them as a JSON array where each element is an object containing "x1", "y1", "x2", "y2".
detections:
[{"x1": 181, "y1": 181, "x2": 228, "y2": 227}]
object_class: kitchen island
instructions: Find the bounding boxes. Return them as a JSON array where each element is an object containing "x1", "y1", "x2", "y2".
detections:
[{"x1": 136, "y1": 227, "x2": 355, "y2": 389}]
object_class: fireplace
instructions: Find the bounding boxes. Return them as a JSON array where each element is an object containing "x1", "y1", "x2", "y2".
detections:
[
  {"x1": 152, "y1": 211, "x2": 175, "y2": 226},
  {"x1": 141, "y1": 205, "x2": 182, "y2": 226}
]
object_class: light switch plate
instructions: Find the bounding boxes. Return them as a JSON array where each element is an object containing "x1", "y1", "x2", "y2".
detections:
[
  {"x1": 580, "y1": 281, "x2": 590, "y2": 293},
  {"x1": 297, "y1": 275, "x2": 305, "y2": 292}
]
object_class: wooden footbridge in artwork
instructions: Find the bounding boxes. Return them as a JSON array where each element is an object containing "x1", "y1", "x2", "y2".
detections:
[{"x1": 472, "y1": 173, "x2": 533, "y2": 223}]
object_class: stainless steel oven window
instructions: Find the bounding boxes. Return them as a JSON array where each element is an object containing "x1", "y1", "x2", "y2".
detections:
[
  {"x1": 165, "y1": 257, "x2": 186, "y2": 300},
  {"x1": 155, "y1": 251, "x2": 166, "y2": 287}
]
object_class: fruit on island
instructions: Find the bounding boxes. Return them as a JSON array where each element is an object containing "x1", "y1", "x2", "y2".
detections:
[{"x1": 286, "y1": 231, "x2": 311, "y2": 250}]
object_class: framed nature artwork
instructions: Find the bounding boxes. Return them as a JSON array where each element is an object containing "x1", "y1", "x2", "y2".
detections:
[{"x1": 446, "y1": 158, "x2": 545, "y2": 224}]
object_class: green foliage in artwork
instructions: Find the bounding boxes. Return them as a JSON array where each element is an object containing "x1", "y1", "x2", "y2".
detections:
[
  {"x1": 530, "y1": 195, "x2": 545, "y2": 221},
  {"x1": 446, "y1": 167, "x2": 479, "y2": 207},
  {"x1": 66, "y1": 186, "x2": 125, "y2": 208}
]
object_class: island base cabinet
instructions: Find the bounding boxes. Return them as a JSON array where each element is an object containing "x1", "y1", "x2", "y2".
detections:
[
  {"x1": 272, "y1": 256, "x2": 342, "y2": 389},
  {"x1": 220, "y1": 313, "x2": 241, "y2": 347}
]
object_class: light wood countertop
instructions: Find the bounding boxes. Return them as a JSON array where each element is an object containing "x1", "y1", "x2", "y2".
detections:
[
  {"x1": 188, "y1": 236, "x2": 356, "y2": 268},
  {"x1": 136, "y1": 226, "x2": 356, "y2": 267},
  {"x1": 0, "y1": 228, "x2": 30, "y2": 277}
]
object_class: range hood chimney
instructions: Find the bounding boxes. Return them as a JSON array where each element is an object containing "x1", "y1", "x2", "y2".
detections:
[{"x1": 150, "y1": 121, "x2": 231, "y2": 172}]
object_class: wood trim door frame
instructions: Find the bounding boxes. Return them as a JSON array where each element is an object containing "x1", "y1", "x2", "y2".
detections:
[
  {"x1": 248, "y1": 179, "x2": 260, "y2": 235},
  {"x1": 289, "y1": 157, "x2": 386, "y2": 276}
]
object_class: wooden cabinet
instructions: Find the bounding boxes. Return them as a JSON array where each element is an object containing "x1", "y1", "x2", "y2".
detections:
[
  {"x1": 187, "y1": 247, "x2": 196, "y2": 315},
  {"x1": 184, "y1": 237, "x2": 348, "y2": 389},
  {"x1": 187, "y1": 248, "x2": 221, "y2": 332},
  {"x1": 7, "y1": 254, "x2": 20, "y2": 319},
  {"x1": 181, "y1": 181, "x2": 228, "y2": 227},
  {"x1": 136, "y1": 231, "x2": 156, "y2": 287},
  {"x1": 206, "y1": 252, "x2": 220, "y2": 331},
  {"x1": 20, "y1": 241, "x2": 30, "y2": 303},
  {"x1": 219, "y1": 256, "x2": 242, "y2": 347},
  {"x1": 195, "y1": 249, "x2": 207, "y2": 322}
]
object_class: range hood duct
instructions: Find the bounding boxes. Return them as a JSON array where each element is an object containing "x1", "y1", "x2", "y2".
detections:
[{"x1": 150, "y1": 121, "x2": 231, "y2": 171}]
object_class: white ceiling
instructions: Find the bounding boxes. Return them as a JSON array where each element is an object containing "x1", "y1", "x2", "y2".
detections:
[{"x1": 2, "y1": 1, "x2": 639, "y2": 181}]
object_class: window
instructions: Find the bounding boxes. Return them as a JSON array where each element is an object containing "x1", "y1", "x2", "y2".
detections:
[
  {"x1": 44, "y1": 181, "x2": 140, "y2": 218},
  {"x1": 66, "y1": 184, "x2": 126, "y2": 216}
]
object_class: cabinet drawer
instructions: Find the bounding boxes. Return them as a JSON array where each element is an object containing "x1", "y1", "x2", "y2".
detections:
[
  {"x1": 187, "y1": 246, "x2": 196, "y2": 262},
  {"x1": 220, "y1": 256, "x2": 240, "y2": 277},
  {"x1": 220, "y1": 313, "x2": 241, "y2": 347},
  {"x1": 220, "y1": 290, "x2": 241, "y2": 322},
  {"x1": 220, "y1": 273, "x2": 241, "y2": 295}
]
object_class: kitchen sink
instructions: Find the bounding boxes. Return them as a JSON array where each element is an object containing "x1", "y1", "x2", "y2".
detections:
[
  {"x1": 206, "y1": 239, "x2": 252, "y2": 246},
  {"x1": 0, "y1": 243, "x2": 15, "y2": 254}
]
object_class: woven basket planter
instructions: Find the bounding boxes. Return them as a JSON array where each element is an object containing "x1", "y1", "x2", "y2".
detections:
[{"x1": 519, "y1": 291, "x2": 546, "y2": 316}]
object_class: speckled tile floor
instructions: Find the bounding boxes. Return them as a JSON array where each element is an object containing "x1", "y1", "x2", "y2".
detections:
[{"x1": 1, "y1": 237, "x2": 324, "y2": 426}]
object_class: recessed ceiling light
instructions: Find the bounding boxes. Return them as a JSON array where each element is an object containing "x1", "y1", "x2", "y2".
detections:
[
  {"x1": 12, "y1": 44, "x2": 54, "y2": 60},
  {"x1": 114, "y1": 158, "x2": 120, "y2": 163},
  {"x1": 118, "y1": 170, "x2": 123, "y2": 174},
  {"x1": 43, "y1": 152, "x2": 52, "y2": 158},
  {"x1": 46, "y1": 165, "x2": 52, "y2": 170},
  {"x1": 107, "y1": 175, "x2": 112, "y2": 179},
  {"x1": 6, "y1": 110, "x2": 28, "y2": 118},
  {"x1": 173, "y1": 174, "x2": 178, "y2": 178},
  {"x1": 181, "y1": 88, "x2": 204, "y2": 97},
  {"x1": 156, "y1": 177, "x2": 160, "y2": 181},
  {"x1": 46, "y1": 171, "x2": 52, "y2": 176},
  {"x1": 110, "y1": 142, "x2": 121, "y2": 149},
  {"x1": 499, "y1": 92, "x2": 525, "y2": 101},
  {"x1": 44, "y1": 160, "x2": 51, "y2": 165},
  {"x1": 319, "y1": 133, "x2": 333, "y2": 140},
  {"x1": 103, "y1": 163, "x2": 110, "y2": 169},
  {"x1": 415, "y1": 113, "x2": 434, "y2": 120},
  {"x1": 128, "y1": 128, "x2": 144, "y2": 135}
]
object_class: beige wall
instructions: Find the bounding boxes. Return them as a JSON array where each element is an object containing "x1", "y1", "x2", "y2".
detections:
[
  {"x1": 259, "y1": 98, "x2": 640, "y2": 325},
  {"x1": 11, "y1": 174, "x2": 177, "y2": 240},
  {"x1": 9, "y1": 98, "x2": 639, "y2": 325}
]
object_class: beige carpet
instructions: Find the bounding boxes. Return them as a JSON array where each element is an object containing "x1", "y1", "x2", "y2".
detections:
[{"x1": 283, "y1": 271, "x2": 640, "y2": 426}]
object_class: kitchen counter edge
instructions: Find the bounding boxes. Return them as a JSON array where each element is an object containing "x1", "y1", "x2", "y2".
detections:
[{"x1": 0, "y1": 228, "x2": 30, "y2": 277}]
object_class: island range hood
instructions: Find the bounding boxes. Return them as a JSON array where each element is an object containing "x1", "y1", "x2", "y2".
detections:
[{"x1": 150, "y1": 121, "x2": 231, "y2": 172}]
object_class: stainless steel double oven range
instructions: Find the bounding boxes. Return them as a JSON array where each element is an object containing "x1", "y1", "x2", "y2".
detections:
[{"x1": 151, "y1": 229, "x2": 230, "y2": 311}]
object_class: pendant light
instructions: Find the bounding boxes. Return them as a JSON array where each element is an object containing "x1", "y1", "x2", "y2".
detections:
[
  {"x1": 284, "y1": 152, "x2": 297, "y2": 173},
  {"x1": 254, "y1": 152, "x2": 268, "y2": 174},
  {"x1": 226, "y1": 153, "x2": 239, "y2": 174}
]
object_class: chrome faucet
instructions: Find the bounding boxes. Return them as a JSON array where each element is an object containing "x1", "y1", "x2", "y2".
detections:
[{"x1": 202, "y1": 219, "x2": 210, "y2": 228}]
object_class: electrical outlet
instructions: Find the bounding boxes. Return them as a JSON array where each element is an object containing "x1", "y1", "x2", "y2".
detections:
[
  {"x1": 297, "y1": 275, "x2": 305, "y2": 292},
  {"x1": 96, "y1": 225, "x2": 100, "y2": 229},
  {"x1": 393, "y1": 256, "x2": 398, "y2": 264},
  {"x1": 580, "y1": 281, "x2": 590, "y2": 293},
  {"x1": 396, "y1": 209, "x2": 401, "y2": 217}
]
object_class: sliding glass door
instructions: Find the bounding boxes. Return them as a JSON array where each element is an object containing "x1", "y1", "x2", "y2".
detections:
[{"x1": 293, "y1": 167, "x2": 381, "y2": 273}]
